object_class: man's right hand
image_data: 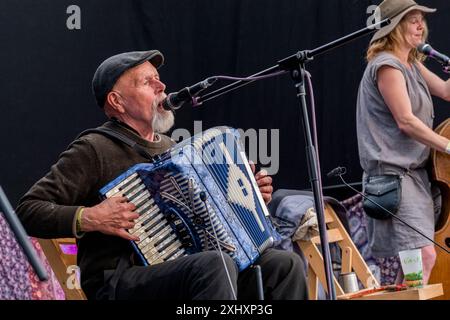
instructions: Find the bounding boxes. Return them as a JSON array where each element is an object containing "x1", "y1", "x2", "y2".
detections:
[{"x1": 81, "y1": 197, "x2": 140, "y2": 241}]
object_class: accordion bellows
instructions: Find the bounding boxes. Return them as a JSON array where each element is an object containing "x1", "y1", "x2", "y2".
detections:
[{"x1": 100, "y1": 127, "x2": 279, "y2": 271}]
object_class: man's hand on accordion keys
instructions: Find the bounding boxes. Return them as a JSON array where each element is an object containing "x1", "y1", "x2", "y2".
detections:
[
  {"x1": 81, "y1": 196, "x2": 140, "y2": 241},
  {"x1": 250, "y1": 161, "x2": 273, "y2": 205}
]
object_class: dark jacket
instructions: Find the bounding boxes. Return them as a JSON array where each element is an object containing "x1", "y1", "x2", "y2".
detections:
[{"x1": 16, "y1": 119, "x2": 175, "y2": 299}]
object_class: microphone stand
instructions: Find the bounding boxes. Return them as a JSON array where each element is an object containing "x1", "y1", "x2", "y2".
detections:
[{"x1": 196, "y1": 18, "x2": 390, "y2": 300}]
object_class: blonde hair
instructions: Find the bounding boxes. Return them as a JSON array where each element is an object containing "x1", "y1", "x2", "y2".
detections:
[{"x1": 366, "y1": 16, "x2": 428, "y2": 63}]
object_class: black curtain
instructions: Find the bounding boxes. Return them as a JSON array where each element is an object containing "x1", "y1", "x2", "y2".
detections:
[{"x1": 1, "y1": 0, "x2": 449, "y2": 205}]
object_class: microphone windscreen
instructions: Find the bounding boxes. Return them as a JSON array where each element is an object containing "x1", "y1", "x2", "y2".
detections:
[
  {"x1": 417, "y1": 43, "x2": 431, "y2": 54},
  {"x1": 161, "y1": 93, "x2": 183, "y2": 111}
]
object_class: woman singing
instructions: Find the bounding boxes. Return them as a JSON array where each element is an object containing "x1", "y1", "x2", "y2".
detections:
[{"x1": 357, "y1": 0, "x2": 450, "y2": 284}]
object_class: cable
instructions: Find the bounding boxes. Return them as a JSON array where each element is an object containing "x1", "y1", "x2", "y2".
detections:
[
  {"x1": 199, "y1": 191, "x2": 238, "y2": 300},
  {"x1": 331, "y1": 168, "x2": 449, "y2": 254},
  {"x1": 192, "y1": 71, "x2": 289, "y2": 107}
]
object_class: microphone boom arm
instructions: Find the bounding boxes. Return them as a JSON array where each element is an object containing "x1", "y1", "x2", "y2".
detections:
[{"x1": 196, "y1": 18, "x2": 391, "y2": 106}]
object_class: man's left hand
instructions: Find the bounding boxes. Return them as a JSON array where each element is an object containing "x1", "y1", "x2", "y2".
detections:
[{"x1": 250, "y1": 162, "x2": 273, "y2": 205}]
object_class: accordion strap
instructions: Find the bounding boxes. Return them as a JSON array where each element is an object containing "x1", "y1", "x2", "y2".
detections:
[{"x1": 75, "y1": 127, "x2": 154, "y2": 161}]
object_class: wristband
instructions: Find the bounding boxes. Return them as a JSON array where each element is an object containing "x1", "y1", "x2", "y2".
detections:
[
  {"x1": 77, "y1": 208, "x2": 84, "y2": 232},
  {"x1": 74, "y1": 207, "x2": 85, "y2": 238}
]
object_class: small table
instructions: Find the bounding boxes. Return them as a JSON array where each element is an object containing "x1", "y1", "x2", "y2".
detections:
[{"x1": 338, "y1": 284, "x2": 444, "y2": 300}]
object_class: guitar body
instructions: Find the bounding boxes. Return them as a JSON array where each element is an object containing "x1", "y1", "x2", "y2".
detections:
[{"x1": 428, "y1": 118, "x2": 450, "y2": 300}]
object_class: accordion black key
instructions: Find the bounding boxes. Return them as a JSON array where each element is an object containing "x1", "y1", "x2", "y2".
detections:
[{"x1": 99, "y1": 127, "x2": 280, "y2": 271}]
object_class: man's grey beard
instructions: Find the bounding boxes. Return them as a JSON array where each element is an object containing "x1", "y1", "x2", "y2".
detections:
[{"x1": 151, "y1": 98, "x2": 175, "y2": 134}]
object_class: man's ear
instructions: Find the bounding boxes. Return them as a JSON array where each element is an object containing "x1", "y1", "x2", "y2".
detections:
[{"x1": 106, "y1": 91, "x2": 125, "y2": 113}]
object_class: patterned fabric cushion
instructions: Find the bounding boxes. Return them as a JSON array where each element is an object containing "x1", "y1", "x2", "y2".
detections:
[
  {"x1": 0, "y1": 211, "x2": 32, "y2": 299},
  {"x1": 0, "y1": 211, "x2": 65, "y2": 300},
  {"x1": 340, "y1": 194, "x2": 401, "y2": 285},
  {"x1": 28, "y1": 238, "x2": 66, "y2": 300}
]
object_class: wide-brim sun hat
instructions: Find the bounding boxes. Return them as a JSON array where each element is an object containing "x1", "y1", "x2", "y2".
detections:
[{"x1": 370, "y1": 0, "x2": 436, "y2": 44}]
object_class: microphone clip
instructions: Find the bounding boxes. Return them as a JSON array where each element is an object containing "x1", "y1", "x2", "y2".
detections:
[
  {"x1": 443, "y1": 66, "x2": 450, "y2": 74},
  {"x1": 326, "y1": 166, "x2": 347, "y2": 178}
]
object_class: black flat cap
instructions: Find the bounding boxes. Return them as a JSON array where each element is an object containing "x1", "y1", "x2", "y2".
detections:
[{"x1": 92, "y1": 50, "x2": 164, "y2": 108}]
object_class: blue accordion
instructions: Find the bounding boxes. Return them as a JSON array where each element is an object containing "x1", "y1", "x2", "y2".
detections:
[{"x1": 99, "y1": 127, "x2": 279, "y2": 271}]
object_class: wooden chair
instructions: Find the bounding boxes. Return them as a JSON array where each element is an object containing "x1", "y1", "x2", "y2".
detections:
[
  {"x1": 296, "y1": 203, "x2": 379, "y2": 299},
  {"x1": 38, "y1": 238, "x2": 86, "y2": 300}
]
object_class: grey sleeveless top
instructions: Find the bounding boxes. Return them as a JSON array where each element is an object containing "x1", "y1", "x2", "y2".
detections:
[{"x1": 356, "y1": 52, "x2": 434, "y2": 174}]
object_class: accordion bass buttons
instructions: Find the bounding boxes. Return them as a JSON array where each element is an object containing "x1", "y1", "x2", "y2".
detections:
[
  {"x1": 165, "y1": 208, "x2": 202, "y2": 253},
  {"x1": 193, "y1": 217, "x2": 204, "y2": 226}
]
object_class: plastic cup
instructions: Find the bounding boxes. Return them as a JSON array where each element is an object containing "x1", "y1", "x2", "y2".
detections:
[{"x1": 398, "y1": 249, "x2": 423, "y2": 287}]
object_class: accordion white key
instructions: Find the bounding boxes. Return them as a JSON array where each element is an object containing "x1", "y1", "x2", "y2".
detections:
[{"x1": 99, "y1": 127, "x2": 280, "y2": 271}]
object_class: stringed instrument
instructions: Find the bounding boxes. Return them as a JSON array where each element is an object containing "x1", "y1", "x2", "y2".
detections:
[{"x1": 428, "y1": 118, "x2": 450, "y2": 300}]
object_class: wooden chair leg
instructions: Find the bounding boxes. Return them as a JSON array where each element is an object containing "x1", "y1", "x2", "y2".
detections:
[
  {"x1": 307, "y1": 265, "x2": 319, "y2": 300},
  {"x1": 341, "y1": 246, "x2": 352, "y2": 274},
  {"x1": 298, "y1": 240, "x2": 345, "y2": 296}
]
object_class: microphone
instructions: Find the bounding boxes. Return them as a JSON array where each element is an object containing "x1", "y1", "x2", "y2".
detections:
[
  {"x1": 328, "y1": 166, "x2": 449, "y2": 254},
  {"x1": 326, "y1": 167, "x2": 346, "y2": 178},
  {"x1": 162, "y1": 78, "x2": 217, "y2": 111},
  {"x1": 417, "y1": 43, "x2": 450, "y2": 67}
]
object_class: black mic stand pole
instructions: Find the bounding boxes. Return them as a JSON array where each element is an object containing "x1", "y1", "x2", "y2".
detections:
[{"x1": 196, "y1": 18, "x2": 390, "y2": 300}]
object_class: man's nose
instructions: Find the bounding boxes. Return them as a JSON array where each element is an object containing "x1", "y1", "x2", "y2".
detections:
[{"x1": 155, "y1": 79, "x2": 166, "y2": 93}]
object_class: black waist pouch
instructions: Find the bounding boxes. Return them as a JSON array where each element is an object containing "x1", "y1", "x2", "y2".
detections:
[{"x1": 363, "y1": 175, "x2": 402, "y2": 220}]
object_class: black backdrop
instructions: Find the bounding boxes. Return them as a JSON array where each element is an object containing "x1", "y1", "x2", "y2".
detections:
[{"x1": 1, "y1": 0, "x2": 449, "y2": 206}]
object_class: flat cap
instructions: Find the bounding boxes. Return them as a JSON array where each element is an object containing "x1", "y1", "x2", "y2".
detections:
[{"x1": 92, "y1": 50, "x2": 164, "y2": 108}]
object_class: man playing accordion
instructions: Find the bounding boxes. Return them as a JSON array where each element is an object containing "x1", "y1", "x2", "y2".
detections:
[{"x1": 16, "y1": 50, "x2": 308, "y2": 300}]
